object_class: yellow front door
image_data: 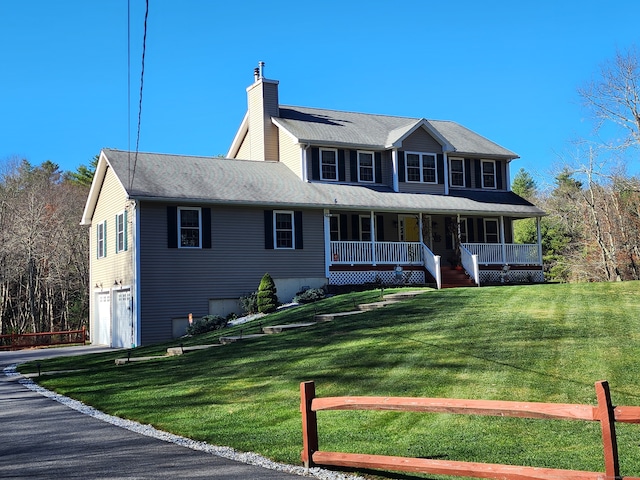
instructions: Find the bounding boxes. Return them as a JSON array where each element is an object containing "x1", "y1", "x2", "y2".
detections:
[{"x1": 400, "y1": 215, "x2": 420, "y2": 242}]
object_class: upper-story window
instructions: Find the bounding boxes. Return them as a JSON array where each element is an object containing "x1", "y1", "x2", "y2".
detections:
[
  {"x1": 274, "y1": 210, "x2": 295, "y2": 249},
  {"x1": 320, "y1": 148, "x2": 338, "y2": 181},
  {"x1": 357, "y1": 151, "x2": 375, "y2": 183},
  {"x1": 115, "y1": 211, "x2": 128, "y2": 253},
  {"x1": 405, "y1": 152, "x2": 437, "y2": 184},
  {"x1": 449, "y1": 158, "x2": 465, "y2": 187},
  {"x1": 96, "y1": 220, "x2": 106, "y2": 258},
  {"x1": 178, "y1": 207, "x2": 201, "y2": 248},
  {"x1": 481, "y1": 160, "x2": 497, "y2": 189}
]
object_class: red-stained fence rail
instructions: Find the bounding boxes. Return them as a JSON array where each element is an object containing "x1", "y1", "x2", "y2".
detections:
[
  {"x1": 0, "y1": 327, "x2": 87, "y2": 351},
  {"x1": 300, "y1": 380, "x2": 640, "y2": 480}
]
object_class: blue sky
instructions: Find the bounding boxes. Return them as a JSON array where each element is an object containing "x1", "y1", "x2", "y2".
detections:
[{"x1": 2, "y1": 1, "x2": 639, "y2": 186}]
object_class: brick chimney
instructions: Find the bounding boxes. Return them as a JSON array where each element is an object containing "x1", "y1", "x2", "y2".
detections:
[{"x1": 246, "y1": 61, "x2": 279, "y2": 161}]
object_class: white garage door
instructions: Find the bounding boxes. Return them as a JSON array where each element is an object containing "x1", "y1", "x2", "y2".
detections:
[
  {"x1": 94, "y1": 292, "x2": 111, "y2": 346},
  {"x1": 112, "y1": 289, "x2": 132, "y2": 348}
]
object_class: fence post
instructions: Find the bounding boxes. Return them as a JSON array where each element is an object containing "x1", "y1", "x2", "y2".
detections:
[
  {"x1": 300, "y1": 381, "x2": 319, "y2": 468},
  {"x1": 595, "y1": 380, "x2": 620, "y2": 479},
  {"x1": 82, "y1": 326, "x2": 87, "y2": 345}
]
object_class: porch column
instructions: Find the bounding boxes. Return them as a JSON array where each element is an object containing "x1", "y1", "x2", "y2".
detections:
[
  {"x1": 500, "y1": 216, "x2": 506, "y2": 264},
  {"x1": 323, "y1": 209, "x2": 331, "y2": 278},
  {"x1": 418, "y1": 213, "x2": 424, "y2": 244},
  {"x1": 370, "y1": 210, "x2": 376, "y2": 265},
  {"x1": 536, "y1": 216, "x2": 543, "y2": 265},
  {"x1": 392, "y1": 150, "x2": 399, "y2": 192}
]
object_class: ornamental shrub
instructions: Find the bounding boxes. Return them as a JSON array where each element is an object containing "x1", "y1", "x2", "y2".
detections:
[
  {"x1": 186, "y1": 315, "x2": 228, "y2": 336},
  {"x1": 257, "y1": 273, "x2": 278, "y2": 313},
  {"x1": 238, "y1": 291, "x2": 258, "y2": 315},
  {"x1": 293, "y1": 288, "x2": 326, "y2": 304}
]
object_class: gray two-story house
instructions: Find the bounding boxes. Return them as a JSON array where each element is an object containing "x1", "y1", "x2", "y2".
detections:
[{"x1": 81, "y1": 65, "x2": 545, "y2": 347}]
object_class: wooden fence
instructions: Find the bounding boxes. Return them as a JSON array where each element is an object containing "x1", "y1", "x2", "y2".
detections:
[
  {"x1": 300, "y1": 380, "x2": 640, "y2": 480},
  {"x1": 0, "y1": 327, "x2": 87, "y2": 351}
]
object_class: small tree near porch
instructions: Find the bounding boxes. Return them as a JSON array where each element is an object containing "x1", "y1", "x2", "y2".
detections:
[{"x1": 257, "y1": 273, "x2": 278, "y2": 313}]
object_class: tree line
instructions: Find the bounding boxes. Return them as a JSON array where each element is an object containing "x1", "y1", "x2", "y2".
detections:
[{"x1": 0, "y1": 157, "x2": 93, "y2": 336}]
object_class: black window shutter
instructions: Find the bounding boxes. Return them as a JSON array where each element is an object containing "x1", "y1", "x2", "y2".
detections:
[
  {"x1": 437, "y1": 154, "x2": 444, "y2": 184},
  {"x1": 167, "y1": 206, "x2": 178, "y2": 248},
  {"x1": 465, "y1": 158, "x2": 472, "y2": 188},
  {"x1": 477, "y1": 218, "x2": 484, "y2": 242},
  {"x1": 497, "y1": 162, "x2": 503, "y2": 189},
  {"x1": 350, "y1": 150, "x2": 358, "y2": 181},
  {"x1": 398, "y1": 151, "x2": 405, "y2": 182},
  {"x1": 294, "y1": 211, "x2": 303, "y2": 249},
  {"x1": 338, "y1": 150, "x2": 346, "y2": 181},
  {"x1": 445, "y1": 217, "x2": 452, "y2": 249},
  {"x1": 375, "y1": 152, "x2": 382, "y2": 183},
  {"x1": 475, "y1": 160, "x2": 482, "y2": 188},
  {"x1": 311, "y1": 148, "x2": 320, "y2": 180},
  {"x1": 202, "y1": 207, "x2": 212, "y2": 249},
  {"x1": 339, "y1": 214, "x2": 348, "y2": 241},
  {"x1": 264, "y1": 210, "x2": 274, "y2": 249},
  {"x1": 351, "y1": 215, "x2": 360, "y2": 240},
  {"x1": 376, "y1": 215, "x2": 384, "y2": 241}
]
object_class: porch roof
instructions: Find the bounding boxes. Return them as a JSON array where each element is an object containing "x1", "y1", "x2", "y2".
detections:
[{"x1": 96, "y1": 149, "x2": 544, "y2": 218}]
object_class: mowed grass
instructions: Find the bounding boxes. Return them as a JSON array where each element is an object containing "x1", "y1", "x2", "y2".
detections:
[{"x1": 22, "y1": 282, "x2": 640, "y2": 479}]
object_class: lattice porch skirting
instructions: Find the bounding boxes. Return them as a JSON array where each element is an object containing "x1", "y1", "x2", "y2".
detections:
[
  {"x1": 329, "y1": 270, "x2": 426, "y2": 286},
  {"x1": 479, "y1": 269, "x2": 545, "y2": 284}
]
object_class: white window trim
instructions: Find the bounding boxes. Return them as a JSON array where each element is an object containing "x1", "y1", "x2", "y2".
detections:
[
  {"x1": 320, "y1": 148, "x2": 338, "y2": 182},
  {"x1": 359, "y1": 215, "x2": 372, "y2": 241},
  {"x1": 116, "y1": 211, "x2": 126, "y2": 253},
  {"x1": 483, "y1": 218, "x2": 500, "y2": 243},
  {"x1": 97, "y1": 220, "x2": 106, "y2": 259},
  {"x1": 329, "y1": 215, "x2": 341, "y2": 241},
  {"x1": 481, "y1": 159, "x2": 497, "y2": 189},
  {"x1": 178, "y1": 207, "x2": 202, "y2": 249},
  {"x1": 274, "y1": 210, "x2": 295, "y2": 249},
  {"x1": 405, "y1": 152, "x2": 438, "y2": 184},
  {"x1": 357, "y1": 150, "x2": 375, "y2": 183},
  {"x1": 449, "y1": 157, "x2": 465, "y2": 187}
]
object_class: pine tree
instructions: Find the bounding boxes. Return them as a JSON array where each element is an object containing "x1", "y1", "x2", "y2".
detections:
[{"x1": 257, "y1": 273, "x2": 278, "y2": 313}]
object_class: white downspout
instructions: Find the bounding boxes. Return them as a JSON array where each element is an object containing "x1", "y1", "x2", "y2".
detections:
[
  {"x1": 500, "y1": 216, "x2": 507, "y2": 265},
  {"x1": 132, "y1": 199, "x2": 141, "y2": 347},
  {"x1": 324, "y1": 209, "x2": 331, "y2": 279},
  {"x1": 302, "y1": 144, "x2": 310, "y2": 182},
  {"x1": 506, "y1": 160, "x2": 511, "y2": 191},
  {"x1": 370, "y1": 210, "x2": 377, "y2": 266},
  {"x1": 392, "y1": 149, "x2": 399, "y2": 192}
]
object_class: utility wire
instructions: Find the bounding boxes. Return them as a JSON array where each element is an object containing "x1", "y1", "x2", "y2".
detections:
[{"x1": 130, "y1": 0, "x2": 149, "y2": 189}]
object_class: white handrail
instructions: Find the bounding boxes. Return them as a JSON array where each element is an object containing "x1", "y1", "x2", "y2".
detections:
[
  {"x1": 462, "y1": 243, "x2": 542, "y2": 265},
  {"x1": 459, "y1": 244, "x2": 480, "y2": 286},
  {"x1": 422, "y1": 243, "x2": 441, "y2": 290}
]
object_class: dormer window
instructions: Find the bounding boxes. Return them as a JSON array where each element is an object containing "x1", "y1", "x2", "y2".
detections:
[
  {"x1": 320, "y1": 148, "x2": 338, "y2": 181},
  {"x1": 449, "y1": 158, "x2": 465, "y2": 187},
  {"x1": 357, "y1": 151, "x2": 375, "y2": 183},
  {"x1": 481, "y1": 160, "x2": 497, "y2": 189},
  {"x1": 405, "y1": 152, "x2": 437, "y2": 184}
]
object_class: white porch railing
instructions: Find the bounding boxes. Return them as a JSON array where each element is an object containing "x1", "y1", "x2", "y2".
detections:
[
  {"x1": 462, "y1": 243, "x2": 542, "y2": 265},
  {"x1": 422, "y1": 244, "x2": 441, "y2": 290},
  {"x1": 330, "y1": 241, "x2": 423, "y2": 265},
  {"x1": 460, "y1": 244, "x2": 480, "y2": 286}
]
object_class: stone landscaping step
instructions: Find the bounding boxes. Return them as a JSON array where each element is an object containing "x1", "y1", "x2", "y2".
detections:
[
  {"x1": 166, "y1": 344, "x2": 221, "y2": 356},
  {"x1": 357, "y1": 300, "x2": 401, "y2": 311},
  {"x1": 383, "y1": 290, "x2": 429, "y2": 301},
  {"x1": 262, "y1": 322, "x2": 317, "y2": 334},
  {"x1": 219, "y1": 334, "x2": 267, "y2": 345},
  {"x1": 115, "y1": 355, "x2": 165, "y2": 365},
  {"x1": 314, "y1": 310, "x2": 366, "y2": 322}
]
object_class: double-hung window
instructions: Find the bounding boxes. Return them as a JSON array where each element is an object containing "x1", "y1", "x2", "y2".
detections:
[
  {"x1": 359, "y1": 215, "x2": 372, "y2": 241},
  {"x1": 357, "y1": 151, "x2": 375, "y2": 183},
  {"x1": 329, "y1": 216, "x2": 340, "y2": 241},
  {"x1": 96, "y1": 220, "x2": 106, "y2": 258},
  {"x1": 449, "y1": 158, "x2": 465, "y2": 187},
  {"x1": 320, "y1": 148, "x2": 338, "y2": 181},
  {"x1": 484, "y1": 219, "x2": 500, "y2": 243},
  {"x1": 178, "y1": 207, "x2": 201, "y2": 248},
  {"x1": 405, "y1": 152, "x2": 437, "y2": 183},
  {"x1": 115, "y1": 211, "x2": 127, "y2": 253},
  {"x1": 274, "y1": 211, "x2": 294, "y2": 249},
  {"x1": 481, "y1": 160, "x2": 496, "y2": 189}
]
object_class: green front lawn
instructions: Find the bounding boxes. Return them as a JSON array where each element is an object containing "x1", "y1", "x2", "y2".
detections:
[{"x1": 23, "y1": 283, "x2": 640, "y2": 479}]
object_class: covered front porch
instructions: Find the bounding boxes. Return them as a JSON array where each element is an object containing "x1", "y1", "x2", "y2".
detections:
[{"x1": 324, "y1": 210, "x2": 544, "y2": 288}]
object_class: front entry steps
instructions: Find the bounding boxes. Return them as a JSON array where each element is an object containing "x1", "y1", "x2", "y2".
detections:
[{"x1": 440, "y1": 267, "x2": 476, "y2": 288}]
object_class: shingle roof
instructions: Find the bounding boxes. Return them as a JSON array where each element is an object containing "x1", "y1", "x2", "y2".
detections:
[
  {"x1": 101, "y1": 149, "x2": 543, "y2": 217},
  {"x1": 274, "y1": 106, "x2": 518, "y2": 158}
]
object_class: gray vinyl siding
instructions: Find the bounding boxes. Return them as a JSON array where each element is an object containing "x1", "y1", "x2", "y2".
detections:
[
  {"x1": 381, "y1": 151, "x2": 393, "y2": 188},
  {"x1": 401, "y1": 128, "x2": 443, "y2": 152},
  {"x1": 400, "y1": 182, "x2": 445, "y2": 195},
  {"x1": 138, "y1": 203, "x2": 325, "y2": 345},
  {"x1": 279, "y1": 129, "x2": 302, "y2": 178}
]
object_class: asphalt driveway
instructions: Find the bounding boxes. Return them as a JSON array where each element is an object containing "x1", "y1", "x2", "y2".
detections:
[{"x1": 0, "y1": 346, "x2": 310, "y2": 479}]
